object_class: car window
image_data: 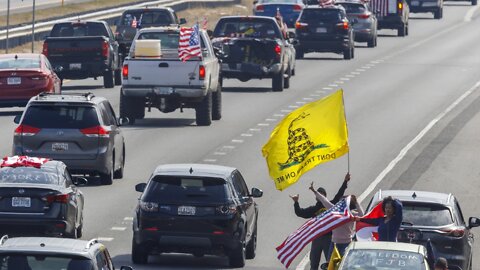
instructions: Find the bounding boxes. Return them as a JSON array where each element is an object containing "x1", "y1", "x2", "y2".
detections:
[
  {"x1": 232, "y1": 171, "x2": 249, "y2": 197},
  {"x1": 95, "y1": 251, "x2": 110, "y2": 270},
  {"x1": 99, "y1": 103, "x2": 115, "y2": 126},
  {"x1": 103, "y1": 250, "x2": 114, "y2": 270},
  {"x1": 64, "y1": 169, "x2": 73, "y2": 187},
  {"x1": 341, "y1": 249, "x2": 427, "y2": 270},
  {"x1": 0, "y1": 58, "x2": 40, "y2": 69},
  {"x1": 143, "y1": 176, "x2": 227, "y2": 203},
  {"x1": 0, "y1": 254, "x2": 94, "y2": 270},
  {"x1": 105, "y1": 102, "x2": 119, "y2": 126},
  {"x1": 337, "y1": 3, "x2": 366, "y2": 13},
  {"x1": 453, "y1": 199, "x2": 466, "y2": 225},
  {"x1": 137, "y1": 32, "x2": 179, "y2": 50},
  {"x1": 301, "y1": 9, "x2": 343, "y2": 23},
  {"x1": 402, "y1": 203, "x2": 453, "y2": 226},
  {"x1": 121, "y1": 10, "x2": 174, "y2": 26},
  {"x1": 213, "y1": 19, "x2": 282, "y2": 39},
  {"x1": 0, "y1": 167, "x2": 60, "y2": 185},
  {"x1": 21, "y1": 105, "x2": 99, "y2": 129},
  {"x1": 50, "y1": 22, "x2": 108, "y2": 37}
]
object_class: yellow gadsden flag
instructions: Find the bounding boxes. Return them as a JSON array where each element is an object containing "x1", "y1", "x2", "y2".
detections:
[{"x1": 261, "y1": 90, "x2": 349, "y2": 191}]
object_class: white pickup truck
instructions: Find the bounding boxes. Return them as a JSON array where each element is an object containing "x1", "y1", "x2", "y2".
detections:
[{"x1": 120, "y1": 27, "x2": 221, "y2": 126}]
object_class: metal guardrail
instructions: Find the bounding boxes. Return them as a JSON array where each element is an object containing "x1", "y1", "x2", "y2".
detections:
[{"x1": 0, "y1": 0, "x2": 240, "y2": 49}]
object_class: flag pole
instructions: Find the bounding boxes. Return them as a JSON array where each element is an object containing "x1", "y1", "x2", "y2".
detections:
[{"x1": 340, "y1": 89, "x2": 350, "y2": 173}]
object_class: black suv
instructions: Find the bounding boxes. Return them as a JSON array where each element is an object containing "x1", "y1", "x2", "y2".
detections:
[
  {"x1": 13, "y1": 92, "x2": 126, "y2": 185},
  {"x1": 0, "y1": 157, "x2": 84, "y2": 238},
  {"x1": 294, "y1": 6, "x2": 355, "y2": 60},
  {"x1": 367, "y1": 190, "x2": 480, "y2": 270},
  {"x1": 132, "y1": 164, "x2": 263, "y2": 267}
]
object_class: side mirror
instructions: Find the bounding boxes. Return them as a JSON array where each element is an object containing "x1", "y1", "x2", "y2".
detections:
[
  {"x1": 207, "y1": 29, "x2": 213, "y2": 38},
  {"x1": 72, "y1": 176, "x2": 88, "y2": 186},
  {"x1": 179, "y1": 18, "x2": 187, "y2": 25},
  {"x1": 135, "y1": 183, "x2": 147, "y2": 193},
  {"x1": 250, "y1": 187, "x2": 263, "y2": 198},
  {"x1": 13, "y1": 115, "x2": 21, "y2": 124},
  {"x1": 120, "y1": 266, "x2": 134, "y2": 270},
  {"x1": 118, "y1": 117, "x2": 130, "y2": 126},
  {"x1": 469, "y1": 217, "x2": 480, "y2": 228}
]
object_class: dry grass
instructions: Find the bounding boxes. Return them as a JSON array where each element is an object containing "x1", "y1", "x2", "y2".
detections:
[{"x1": 2, "y1": 0, "x2": 253, "y2": 54}]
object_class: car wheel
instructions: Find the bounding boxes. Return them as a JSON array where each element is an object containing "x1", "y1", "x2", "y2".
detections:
[
  {"x1": 343, "y1": 47, "x2": 352, "y2": 60},
  {"x1": 100, "y1": 163, "x2": 113, "y2": 185},
  {"x1": 76, "y1": 216, "x2": 83, "y2": 239},
  {"x1": 291, "y1": 66, "x2": 296, "y2": 76},
  {"x1": 113, "y1": 151, "x2": 125, "y2": 179},
  {"x1": 398, "y1": 25, "x2": 406, "y2": 37},
  {"x1": 295, "y1": 47, "x2": 304, "y2": 59},
  {"x1": 246, "y1": 223, "x2": 257, "y2": 259},
  {"x1": 284, "y1": 65, "x2": 291, "y2": 89},
  {"x1": 65, "y1": 220, "x2": 78, "y2": 239},
  {"x1": 212, "y1": 84, "x2": 222, "y2": 121},
  {"x1": 195, "y1": 91, "x2": 212, "y2": 126},
  {"x1": 114, "y1": 68, "x2": 122, "y2": 86},
  {"x1": 132, "y1": 239, "x2": 149, "y2": 264},
  {"x1": 229, "y1": 238, "x2": 246, "y2": 267},
  {"x1": 103, "y1": 69, "x2": 114, "y2": 88},
  {"x1": 272, "y1": 68, "x2": 284, "y2": 92},
  {"x1": 472, "y1": 0, "x2": 477, "y2": 5},
  {"x1": 367, "y1": 36, "x2": 376, "y2": 48},
  {"x1": 120, "y1": 90, "x2": 137, "y2": 125},
  {"x1": 351, "y1": 47, "x2": 355, "y2": 59}
]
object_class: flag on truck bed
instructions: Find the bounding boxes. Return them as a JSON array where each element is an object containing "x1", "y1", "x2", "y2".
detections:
[
  {"x1": 319, "y1": 0, "x2": 335, "y2": 7},
  {"x1": 276, "y1": 196, "x2": 353, "y2": 268},
  {"x1": 179, "y1": 24, "x2": 202, "y2": 62},
  {"x1": 370, "y1": 0, "x2": 388, "y2": 17}
]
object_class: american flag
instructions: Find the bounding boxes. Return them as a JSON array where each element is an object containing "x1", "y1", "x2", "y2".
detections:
[
  {"x1": 369, "y1": 0, "x2": 388, "y2": 17},
  {"x1": 1, "y1": 156, "x2": 49, "y2": 168},
  {"x1": 202, "y1": 16, "x2": 208, "y2": 30},
  {"x1": 276, "y1": 196, "x2": 353, "y2": 268},
  {"x1": 319, "y1": 0, "x2": 335, "y2": 7},
  {"x1": 178, "y1": 24, "x2": 202, "y2": 62}
]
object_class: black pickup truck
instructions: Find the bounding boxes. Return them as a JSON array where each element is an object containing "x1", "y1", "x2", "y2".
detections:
[
  {"x1": 42, "y1": 20, "x2": 121, "y2": 88},
  {"x1": 211, "y1": 16, "x2": 296, "y2": 92}
]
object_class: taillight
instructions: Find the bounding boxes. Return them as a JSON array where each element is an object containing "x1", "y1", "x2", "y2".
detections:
[
  {"x1": 31, "y1": 75, "x2": 48, "y2": 81},
  {"x1": 442, "y1": 228, "x2": 465, "y2": 237},
  {"x1": 398, "y1": 1, "x2": 403, "y2": 12},
  {"x1": 80, "y1": 126, "x2": 109, "y2": 138},
  {"x1": 199, "y1": 65, "x2": 205, "y2": 80},
  {"x1": 295, "y1": 21, "x2": 308, "y2": 30},
  {"x1": 42, "y1": 42, "x2": 48, "y2": 57},
  {"x1": 274, "y1": 44, "x2": 281, "y2": 56},
  {"x1": 293, "y1": 4, "x2": 302, "y2": 11},
  {"x1": 44, "y1": 194, "x2": 69, "y2": 204},
  {"x1": 143, "y1": 227, "x2": 158, "y2": 231},
  {"x1": 216, "y1": 204, "x2": 237, "y2": 215},
  {"x1": 337, "y1": 21, "x2": 349, "y2": 30},
  {"x1": 122, "y1": 64, "x2": 128, "y2": 79},
  {"x1": 255, "y1": 4, "x2": 264, "y2": 12},
  {"x1": 14, "y1": 125, "x2": 40, "y2": 136},
  {"x1": 102, "y1": 41, "x2": 109, "y2": 58},
  {"x1": 140, "y1": 201, "x2": 159, "y2": 212},
  {"x1": 358, "y1": 13, "x2": 370, "y2": 19}
]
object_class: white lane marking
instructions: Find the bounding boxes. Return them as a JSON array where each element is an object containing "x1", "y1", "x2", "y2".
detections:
[
  {"x1": 250, "y1": 128, "x2": 262, "y2": 131},
  {"x1": 289, "y1": 105, "x2": 299, "y2": 108},
  {"x1": 296, "y1": 254, "x2": 311, "y2": 270},
  {"x1": 334, "y1": 81, "x2": 344, "y2": 84},
  {"x1": 123, "y1": 217, "x2": 133, "y2": 221},
  {"x1": 346, "y1": 74, "x2": 355, "y2": 78},
  {"x1": 340, "y1": 78, "x2": 350, "y2": 81},
  {"x1": 258, "y1": 123, "x2": 270, "y2": 126},
  {"x1": 266, "y1": 118, "x2": 277, "y2": 121},
  {"x1": 362, "y1": 66, "x2": 371, "y2": 69},
  {"x1": 310, "y1": 94, "x2": 321, "y2": 97},
  {"x1": 281, "y1": 109, "x2": 292, "y2": 113},
  {"x1": 214, "y1": 152, "x2": 226, "y2": 155},
  {"x1": 241, "y1": 133, "x2": 253, "y2": 137},
  {"x1": 223, "y1": 145, "x2": 235, "y2": 149},
  {"x1": 303, "y1": 97, "x2": 313, "y2": 101},
  {"x1": 97, "y1": 237, "x2": 114, "y2": 242},
  {"x1": 329, "y1": 84, "x2": 339, "y2": 87},
  {"x1": 358, "y1": 79, "x2": 480, "y2": 202},
  {"x1": 274, "y1": 114, "x2": 285, "y2": 117},
  {"x1": 111, "y1": 227, "x2": 127, "y2": 231},
  {"x1": 322, "y1": 87, "x2": 332, "y2": 90},
  {"x1": 465, "y1": 5, "x2": 480, "y2": 21},
  {"x1": 296, "y1": 101, "x2": 307, "y2": 105},
  {"x1": 232, "y1": 139, "x2": 244, "y2": 143},
  {"x1": 203, "y1": 159, "x2": 217, "y2": 162},
  {"x1": 356, "y1": 68, "x2": 366, "y2": 72}
]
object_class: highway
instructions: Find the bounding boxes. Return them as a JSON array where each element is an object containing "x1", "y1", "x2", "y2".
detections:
[
  {"x1": 0, "y1": 0, "x2": 94, "y2": 15},
  {"x1": 1, "y1": 2, "x2": 480, "y2": 269}
]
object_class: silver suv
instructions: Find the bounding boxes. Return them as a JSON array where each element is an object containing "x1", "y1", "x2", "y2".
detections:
[
  {"x1": 0, "y1": 236, "x2": 133, "y2": 270},
  {"x1": 12, "y1": 93, "x2": 126, "y2": 185}
]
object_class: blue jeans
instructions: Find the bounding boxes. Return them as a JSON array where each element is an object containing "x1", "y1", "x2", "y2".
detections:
[{"x1": 326, "y1": 242, "x2": 350, "y2": 261}]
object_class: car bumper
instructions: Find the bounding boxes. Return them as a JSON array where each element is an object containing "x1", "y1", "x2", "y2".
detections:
[
  {"x1": 409, "y1": 4, "x2": 440, "y2": 12},
  {"x1": 220, "y1": 63, "x2": 282, "y2": 79},
  {"x1": 52, "y1": 62, "x2": 111, "y2": 80},
  {"x1": 121, "y1": 85, "x2": 207, "y2": 98},
  {"x1": 297, "y1": 39, "x2": 351, "y2": 53},
  {"x1": 353, "y1": 30, "x2": 374, "y2": 42},
  {"x1": 0, "y1": 218, "x2": 71, "y2": 236},
  {"x1": 378, "y1": 16, "x2": 406, "y2": 30}
]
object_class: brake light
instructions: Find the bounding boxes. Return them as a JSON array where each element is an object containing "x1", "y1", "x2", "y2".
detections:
[
  {"x1": 31, "y1": 75, "x2": 48, "y2": 81},
  {"x1": 42, "y1": 42, "x2": 48, "y2": 57},
  {"x1": 337, "y1": 21, "x2": 349, "y2": 30},
  {"x1": 122, "y1": 64, "x2": 128, "y2": 79},
  {"x1": 216, "y1": 204, "x2": 237, "y2": 215},
  {"x1": 293, "y1": 4, "x2": 302, "y2": 11},
  {"x1": 398, "y1": 1, "x2": 403, "y2": 12},
  {"x1": 213, "y1": 230, "x2": 225, "y2": 235},
  {"x1": 255, "y1": 4, "x2": 264, "y2": 12},
  {"x1": 45, "y1": 194, "x2": 69, "y2": 204},
  {"x1": 102, "y1": 41, "x2": 109, "y2": 58},
  {"x1": 442, "y1": 228, "x2": 465, "y2": 237},
  {"x1": 143, "y1": 227, "x2": 158, "y2": 231},
  {"x1": 295, "y1": 21, "x2": 308, "y2": 30},
  {"x1": 274, "y1": 44, "x2": 281, "y2": 56},
  {"x1": 358, "y1": 13, "x2": 371, "y2": 19},
  {"x1": 199, "y1": 65, "x2": 205, "y2": 80},
  {"x1": 80, "y1": 126, "x2": 109, "y2": 138},
  {"x1": 14, "y1": 125, "x2": 40, "y2": 136}
]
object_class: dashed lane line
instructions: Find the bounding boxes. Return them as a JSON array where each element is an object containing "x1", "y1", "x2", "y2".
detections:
[
  {"x1": 232, "y1": 139, "x2": 244, "y2": 143},
  {"x1": 203, "y1": 159, "x2": 217, "y2": 162},
  {"x1": 97, "y1": 237, "x2": 114, "y2": 242},
  {"x1": 111, "y1": 227, "x2": 127, "y2": 231}
]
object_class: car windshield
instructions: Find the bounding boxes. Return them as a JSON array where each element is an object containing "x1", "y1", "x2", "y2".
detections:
[
  {"x1": 402, "y1": 203, "x2": 453, "y2": 226},
  {"x1": 144, "y1": 176, "x2": 227, "y2": 203},
  {"x1": 0, "y1": 167, "x2": 60, "y2": 185},
  {"x1": 0, "y1": 254, "x2": 94, "y2": 270},
  {"x1": 121, "y1": 10, "x2": 174, "y2": 26},
  {"x1": 50, "y1": 22, "x2": 108, "y2": 37},
  {"x1": 137, "y1": 32, "x2": 179, "y2": 50},
  {"x1": 0, "y1": 58, "x2": 40, "y2": 69},
  {"x1": 22, "y1": 105, "x2": 99, "y2": 129},
  {"x1": 301, "y1": 9, "x2": 343, "y2": 22},
  {"x1": 213, "y1": 19, "x2": 281, "y2": 39},
  {"x1": 340, "y1": 249, "x2": 427, "y2": 270},
  {"x1": 337, "y1": 3, "x2": 366, "y2": 13}
]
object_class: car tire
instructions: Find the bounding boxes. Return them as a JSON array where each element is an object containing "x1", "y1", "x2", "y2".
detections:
[
  {"x1": 103, "y1": 69, "x2": 114, "y2": 89},
  {"x1": 472, "y1": 0, "x2": 477, "y2": 5},
  {"x1": 292, "y1": 66, "x2": 296, "y2": 76},
  {"x1": 272, "y1": 68, "x2": 284, "y2": 92},
  {"x1": 113, "y1": 151, "x2": 125, "y2": 179},
  {"x1": 212, "y1": 84, "x2": 222, "y2": 121},
  {"x1": 246, "y1": 223, "x2": 257, "y2": 259},
  {"x1": 100, "y1": 163, "x2": 113, "y2": 185},
  {"x1": 114, "y1": 68, "x2": 122, "y2": 86},
  {"x1": 195, "y1": 91, "x2": 212, "y2": 126},
  {"x1": 229, "y1": 239, "x2": 246, "y2": 268},
  {"x1": 295, "y1": 47, "x2": 304, "y2": 59},
  {"x1": 367, "y1": 36, "x2": 376, "y2": 48},
  {"x1": 76, "y1": 216, "x2": 83, "y2": 239},
  {"x1": 120, "y1": 90, "x2": 137, "y2": 125},
  {"x1": 132, "y1": 239, "x2": 149, "y2": 264},
  {"x1": 284, "y1": 65, "x2": 291, "y2": 89},
  {"x1": 398, "y1": 25, "x2": 406, "y2": 37},
  {"x1": 65, "y1": 221, "x2": 78, "y2": 239},
  {"x1": 343, "y1": 47, "x2": 352, "y2": 60}
]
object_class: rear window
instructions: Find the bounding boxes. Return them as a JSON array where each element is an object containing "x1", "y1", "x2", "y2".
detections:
[
  {"x1": 50, "y1": 22, "x2": 108, "y2": 37},
  {"x1": 137, "y1": 32, "x2": 179, "y2": 50},
  {"x1": 336, "y1": 3, "x2": 366, "y2": 13},
  {"x1": 0, "y1": 58, "x2": 40, "y2": 69},
  {"x1": 121, "y1": 10, "x2": 174, "y2": 26},
  {"x1": 0, "y1": 254, "x2": 94, "y2": 270},
  {"x1": 402, "y1": 203, "x2": 453, "y2": 227},
  {"x1": 342, "y1": 249, "x2": 426, "y2": 270},
  {"x1": 22, "y1": 105, "x2": 99, "y2": 129},
  {"x1": 213, "y1": 19, "x2": 281, "y2": 39},
  {"x1": 143, "y1": 176, "x2": 227, "y2": 203},
  {"x1": 0, "y1": 167, "x2": 60, "y2": 185},
  {"x1": 300, "y1": 9, "x2": 344, "y2": 22}
]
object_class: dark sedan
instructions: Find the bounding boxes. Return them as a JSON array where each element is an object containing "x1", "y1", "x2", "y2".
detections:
[
  {"x1": 0, "y1": 54, "x2": 61, "y2": 107},
  {"x1": 0, "y1": 157, "x2": 85, "y2": 238}
]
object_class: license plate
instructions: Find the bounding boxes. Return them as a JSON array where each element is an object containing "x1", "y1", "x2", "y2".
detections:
[
  {"x1": 69, "y1": 63, "x2": 82, "y2": 70},
  {"x1": 153, "y1": 87, "x2": 174, "y2": 95},
  {"x1": 411, "y1": 1, "x2": 419, "y2": 5},
  {"x1": 52, "y1": 142, "x2": 69, "y2": 152},
  {"x1": 178, "y1": 206, "x2": 196, "y2": 216},
  {"x1": 12, "y1": 197, "x2": 31, "y2": 207},
  {"x1": 7, "y1": 77, "x2": 21, "y2": 85},
  {"x1": 316, "y1": 27, "x2": 327, "y2": 33}
]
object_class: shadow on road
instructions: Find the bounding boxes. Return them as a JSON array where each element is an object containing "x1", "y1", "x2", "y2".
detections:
[
  {"x1": 222, "y1": 87, "x2": 272, "y2": 93},
  {"x1": 61, "y1": 84, "x2": 106, "y2": 91},
  {"x1": 112, "y1": 253, "x2": 230, "y2": 269},
  {"x1": 299, "y1": 56, "x2": 344, "y2": 61},
  {"x1": 122, "y1": 118, "x2": 197, "y2": 129}
]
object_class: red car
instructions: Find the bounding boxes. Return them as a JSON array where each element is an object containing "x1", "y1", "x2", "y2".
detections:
[{"x1": 0, "y1": 53, "x2": 61, "y2": 107}]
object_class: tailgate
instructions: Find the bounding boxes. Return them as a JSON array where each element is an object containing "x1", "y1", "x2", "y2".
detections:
[{"x1": 46, "y1": 37, "x2": 107, "y2": 62}]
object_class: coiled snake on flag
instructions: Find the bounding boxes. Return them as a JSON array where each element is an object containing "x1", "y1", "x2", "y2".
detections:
[{"x1": 278, "y1": 112, "x2": 315, "y2": 168}]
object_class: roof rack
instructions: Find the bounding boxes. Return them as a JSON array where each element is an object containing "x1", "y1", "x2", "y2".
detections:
[
  {"x1": 85, "y1": 239, "x2": 98, "y2": 250},
  {"x1": 0, "y1": 235, "x2": 8, "y2": 245},
  {"x1": 36, "y1": 92, "x2": 95, "y2": 101}
]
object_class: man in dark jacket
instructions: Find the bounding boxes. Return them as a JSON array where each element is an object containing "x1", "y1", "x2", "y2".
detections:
[{"x1": 289, "y1": 173, "x2": 350, "y2": 270}]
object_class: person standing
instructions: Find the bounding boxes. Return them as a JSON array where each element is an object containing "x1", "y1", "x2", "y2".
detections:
[
  {"x1": 289, "y1": 173, "x2": 350, "y2": 270},
  {"x1": 434, "y1": 257, "x2": 448, "y2": 270},
  {"x1": 357, "y1": 196, "x2": 403, "y2": 242}
]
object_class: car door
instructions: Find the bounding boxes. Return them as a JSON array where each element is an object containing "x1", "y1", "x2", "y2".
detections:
[
  {"x1": 453, "y1": 199, "x2": 473, "y2": 256},
  {"x1": 42, "y1": 56, "x2": 61, "y2": 93},
  {"x1": 64, "y1": 168, "x2": 83, "y2": 226},
  {"x1": 200, "y1": 32, "x2": 219, "y2": 91},
  {"x1": 100, "y1": 102, "x2": 123, "y2": 170},
  {"x1": 231, "y1": 170, "x2": 256, "y2": 241}
]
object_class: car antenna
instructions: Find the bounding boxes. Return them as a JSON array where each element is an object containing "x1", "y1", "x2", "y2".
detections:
[
  {"x1": 189, "y1": 167, "x2": 193, "y2": 174},
  {"x1": 412, "y1": 192, "x2": 417, "y2": 199},
  {"x1": 14, "y1": 55, "x2": 18, "y2": 60}
]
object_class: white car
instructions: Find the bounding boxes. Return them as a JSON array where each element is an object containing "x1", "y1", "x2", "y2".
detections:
[{"x1": 338, "y1": 241, "x2": 431, "y2": 270}]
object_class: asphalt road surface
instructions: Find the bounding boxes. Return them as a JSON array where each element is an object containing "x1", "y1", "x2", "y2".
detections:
[
  {"x1": 0, "y1": 3, "x2": 479, "y2": 270},
  {"x1": 0, "y1": 0, "x2": 93, "y2": 15}
]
